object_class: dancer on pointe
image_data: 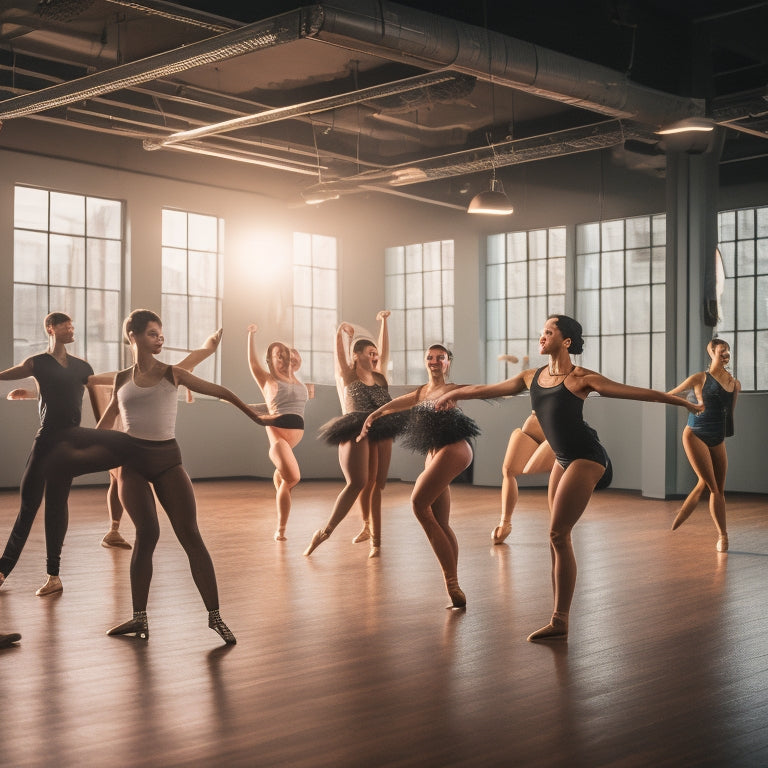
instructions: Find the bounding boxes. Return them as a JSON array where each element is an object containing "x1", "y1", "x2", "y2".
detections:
[
  {"x1": 247, "y1": 324, "x2": 309, "y2": 541},
  {"x1": 358, "y1": 344, "x2": 478, "y2": 607},
  {"x1": 98, "y1": 309, "x2": 263, "y2": 645},
  {"x1": 305, "y1": 312, "x2": 403, "y2": 558},
  {"x1": 436, "y1": 315, "x2": 701, "y2": 641},
  {"x1": 667, "y1": 338, "x2": 740, "y2": 551}
]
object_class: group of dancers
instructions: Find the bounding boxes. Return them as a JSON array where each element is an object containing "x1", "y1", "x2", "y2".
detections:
[{"x1": 0, "y1": 309, "x2": 739, "y2": 648}]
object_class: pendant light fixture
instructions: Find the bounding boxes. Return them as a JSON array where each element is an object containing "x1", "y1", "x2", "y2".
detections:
[{"x1": 467, "y1": 170, "x2": 514, "y2": 215}]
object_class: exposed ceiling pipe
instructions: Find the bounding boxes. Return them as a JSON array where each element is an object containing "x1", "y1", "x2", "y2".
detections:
[
  {"x1": 0, "y1": 6, "x2": 320, "y2": 120},
  {"x1": 315, "y1": 0, "x2": 706, "y2": 129}
]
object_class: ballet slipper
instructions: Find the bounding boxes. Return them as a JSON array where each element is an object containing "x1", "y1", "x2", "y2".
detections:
[
  {"x1": 352, "y1": 524, "x2": 371, "y2": 543},
  {"x1": 716, "y1": 534, "x2": 728, "y2": 552},
  {"x1": 492, "y1": 520, "x2": 512, "y2": 544},
  {"x1": 107, "y1": 612, "x2": 149, "y2": 639},
  {"x1": 303, "y1": 529, "x2": 330, "y2": 556},
  {"x1": 527, "y1": 615, "x2": 568, "y2": 642},
  {"x1": 445, "y1": 578, "x2": 466, "y2": 609},
  {"x1": 209, "y1": 610, "x2": 236, "y2": 645}
]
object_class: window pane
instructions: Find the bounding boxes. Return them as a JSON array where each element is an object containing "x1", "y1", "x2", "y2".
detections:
[
  {"x1": 87, "y1": 197, "x2": 122, "y2": 239},
  {"x1": 576, "y1": 290, "x2": 599, "y2": 336},
  {"x1": 625, "y1": 334, "x2": 650, "y2": 387},
  {"x1": 293, "y1": 232, "x2": 312, "y2": 266},
  {"x1": 487, "y1": 264, "x2": 505, "y2": 300},
  {"x1": 576, "y1": 222, "x2": 599, "y2": 253},
  {"x1": 188, "y1": 297, "x2": 218, "y2": 347},
  {"x1": 293, "y1": 307, "x2": 312, "y2": 348},
  {"x1": 87, "y1": 289, "x2": 120, "y2": 343},
  {"x1": 601, "y1": 334, "x2": 624, "y2": 381},
  {"x1": 161, "y1": 294, "x2": 188, "y2": 349},
  {"x1": 487, "y1": 234, "x2": 505, "y2": 264},
  {"x1": 50, "y1": 192, "x2": 84, "y2": 235},
  {"x1": 601, "y1": 219, "x2": 624, "y2": 251},
  {"x1": 487, "y1": 300, "x2": 504, "y2": 340},
  {"x1": 15, "y1": 186, "x2": 49, "y2": 230},
  {"x1": 163, "y1": 248, "x2": 187, "y2": 294},
  {"x1": 652, "y1": 284, "x2": 666, "y2": 333},
  {"x1": 188, "y1": 250, "x2": 217, "y2": 297},
  {"x1": 737, "y1": 209, "x2": 755, "y2": 240},
  {"x1": 529, "y1": 259, "x2": 547, "y2": 295},
  {"x1": 651, "y1": 332, "x2": 666, "y2": 390},
  {"x1": 423, "y1": 241, "x2": 441, "y2": 271},
  {"x1": 294, "y1": 265, "x2": 312, "y2": 306},
  {"x1": 577, "y1": 252, "x2": 599, "y2": 290},
  {"x1": 736, "y1": 331, "x2": 754, "y2": 389},
  {"x1": 423, "y1": 270, "x2": 441, "y2": 306},
  {"x1": 405, "y1": 309, "x2": 423, "y2": 349},
  {"x1": 14, "y1": 284, "x2": 48, "y2": 359},
  {"x1": 385, "y1": 274, "x2": 404, "y2": 309},
  {"x1": 602, "y1": 251, "x2": 624, "y2": 287},
  {"x1": 626, "y1": 217, "x2": 650, "y2": 249},
  {"x1": 162, "y1": 210, "x2": 188, "y2": 248},
  {"x1": 548, "y1": 257, "x2": 566, "y2": 294},
  {"x1": 601, "y1": 287, "x2": 625, "y2": 334},
  {"x1": 626, "y1": 249, "x2": 650, "y2": 285},
  {"x1": 529, "y1": 229, "x2": 547, "y2": 260},
  {"x1": 314, "y1": 268, "x2": 337, "y2": 309},
  {"x1": 87, "y1": 238, "x2": 122, "y2": 290},
  {"x1": 405, "y1": 244, "x2": 422, "y2": 273},
  {"x1": 385, "y1": 246, "x2": 404, "y2": 274},
  {"x1": 188, "y1": 213, "x2": 218, "y2": 252},
  {"x1": 626, "y1": 285, "x2": 650, "y2": 333},
  {"x1": 423, "y1": 308, "x2": 443, "y2": 342},
  {"x1": 507, "y1": 298, "x2": 527, "y2": 334},
  {"x1": 507, "y1": 261, "x2": 527, "y2": 296},
  {"x1": 312, "y1": 235, "x2": 337, "y2": 269},
  {"x1": 14, "y1": 230, "x2": 48, "y2": 284},
  {"x1": 736, "y1": 276, "x2": 754, "y2": 328},
  {"x1": 50, "y1": 234, "x2": 85, "y2": 287},
  {"x1": 405, "y1": 272, "x2": 423, "y2": 307}
]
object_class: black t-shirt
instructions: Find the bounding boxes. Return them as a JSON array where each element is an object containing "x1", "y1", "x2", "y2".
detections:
[{"x1": 31, "y1": 352, "x2": 94, "y2": 434}]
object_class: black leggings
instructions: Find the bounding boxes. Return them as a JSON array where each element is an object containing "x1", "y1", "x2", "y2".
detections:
[{"x1": 0, "y1": 427, "x2": 138, "y2": 577}]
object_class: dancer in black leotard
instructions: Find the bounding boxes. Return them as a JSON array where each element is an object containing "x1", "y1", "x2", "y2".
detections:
[
  {"x1": 436, "y1": 315, "x2": 701, "y2": 642},
  {"x1": 98, "y1": 309, "x2": 264, "y2": 645},
  {"x1": 667, "y1": 338, "x2": 740, "y2": 551},
  {"x1": 247, "y1": 324, "x2": 309, "y2": 541},
  {"x1": 359, "y1": 345, "x2": 478, "y2": 608},
  {"x1": 305, "y1": 313, "x2": 404, "y2": 558}
]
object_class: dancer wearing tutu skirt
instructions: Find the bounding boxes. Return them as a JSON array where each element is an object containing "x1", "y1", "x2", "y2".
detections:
[
  {"x1": 436, "y1": 315, "x2": 701, "y2": 641},
  {"x1": 98, "y1": 309, "x2": 264, "y2": 645},
  {"x1": 358, "y1": 345, "x2": 479, "y2": 609},
  {"x1": 667, "y1": 338, "x2": 739, "y2": 552},
  {"x1": 306, "y1": 312, "x2": 404, "y2": 558},
  {"x1": 247, "y1": 325, "x2": 310, "y2": 541}
]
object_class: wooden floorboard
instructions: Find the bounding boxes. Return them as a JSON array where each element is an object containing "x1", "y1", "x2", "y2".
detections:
[{"x1": 0, "y1": 479, "x2": 766, "y2": 768}]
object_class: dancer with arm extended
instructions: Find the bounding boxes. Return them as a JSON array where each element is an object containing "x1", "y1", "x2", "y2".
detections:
[
  {"x1": 247, "y1": 324, "x2": 308, "y2": 541},
  {"x1": 666, "y1": 338, "x2": 740, "y2": 551},
  {"x1": 90, "y1": 328, "x2": 224, "y2": 549},
  {"x1": 98, "y1": 310, "x2": 262, "y2": 645},
  {"x1": 436, "y1": 315, "x2": 701, "y2": 641},
  {"x1": 305, "y1": 312, "x2": 402, "y2": 558},
  {"x1": 358, "y1": 344, "x2": 479, "y2": 608}
]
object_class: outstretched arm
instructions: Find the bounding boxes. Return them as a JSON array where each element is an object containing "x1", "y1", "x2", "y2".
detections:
[
  {"x1": 0, "y1": 359, "x2": 34, "y2": 382},
  {"x1": 376, "y1": 311, "x2": 390, "y2": 377},
  {"x1": 247, "y1": 324, "x2": 270, "y2": 391},
  {"x1": 434, "y1": 372, "x2": 530, "y2": 410},
  {"x1": 173, "y1": 368, "x2": 265, "y2": 425},
  {"x1": 177, "y1": 328, "x2": 223, "y2": 372},
  {"x1": 357, "y1": 388, "x2": 422, "y2": 441},
  {"x1": 585, "y1": 373, "x2": 703, "y2": 414}
]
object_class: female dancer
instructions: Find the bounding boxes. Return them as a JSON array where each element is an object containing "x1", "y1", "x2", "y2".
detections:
[
  {"x1": 667, "y1": 338, "x2": 740, "y2": 551},
  {"x1": 247, "y1": 324, "x2": 309, "y2": 541},
  {"x1": 305, "y1": 312, "x2": 401, "y2": 558},
  {"x1": 436, "y1": 315, "x2": 701, "y2": 641},
  {"x1": 358, "y1": 344, "x2": 479, "y2": 608},
  {"x1": 98, "y1": 309, "x2": 262, "y2": 644}
]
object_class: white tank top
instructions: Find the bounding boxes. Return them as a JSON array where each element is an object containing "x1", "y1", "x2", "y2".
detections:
[{"x1": 117, "y1": 374, "x2": 178, "y2": 440}]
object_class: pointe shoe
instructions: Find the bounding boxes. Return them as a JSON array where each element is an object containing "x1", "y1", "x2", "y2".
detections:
[
  {"x1": 352, "y1": 524, "x2": 371, "y2": 543},
  {"x1": 671, "y1": 507, "x2": 694, "y2": 531},
  {"x1": 303, "y1": 529, "x2": 329, "y2": 556},
  {"x1": 35, "y1": 575, "x2": 63, "y2": 596},
  {"x1": 492, "y1": 521, "x2": 512, "y2": 545},
  {"x1": 0, "y1": 632, "x2": 22, "y2": 649},
  {"x1": 445, "y1": 579, "x2": 466, "y2": 609},
  {"x1": 527, "y1": 617, "x2": 568, "y2": 642},
  {"x1": 273, "y1": 530, "x2": 287, "y2": 542},
  {"x1": 102, "y1": 529, "x2": 132, "y2": 549},
  {"x1": 716, "y1": 534, "x2": 729, "y2": 552},
  {"x1": 107, "y1": 613, "x2": 149, "y2": 640},
  {"x1": 209, "y1": 610, "x2": 236, "y2": 645},
  {"x1": 368, "y1": 545, "x2": 380, "y2": 558}
]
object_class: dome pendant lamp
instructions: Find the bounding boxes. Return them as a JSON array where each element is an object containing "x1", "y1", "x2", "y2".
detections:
[{"x1": 467, "y1": 172, "x2": 513, "y2": 215}]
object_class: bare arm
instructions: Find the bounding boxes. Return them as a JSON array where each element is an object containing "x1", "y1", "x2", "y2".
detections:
[
  {"x1": 335, "y1": 322, "x2": 355, "y2": 383},
  {"x1": 0, "y1": 359, "x2": 35, "y2": 382},
  {"x1": 434, "y1": 372, "x2": 530, "y2": 410},
  {"x1": 667, "y1": 372, "x2": 705, "y2": 400},
  {"x1": 173, "y1": 368, "x2": 264, "y2": 425},
  {"x1": 376, "y1": 310, "x2": 390, "y2": 377},
  {"x1": 177, "y1": 328, "x2": 223, "y2": 372},
  {"x1": 246, "y1": 324, "x2": 270, "y2": 391},
  {"x1": 357, "y1": 387, "x2": 422, "y2": 441},
  {"x1": 584, "y1": 373, "x2": 702, "y2": 413}
]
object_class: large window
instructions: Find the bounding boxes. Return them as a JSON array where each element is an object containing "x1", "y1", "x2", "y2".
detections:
[
  {"x1": 13, "y1": 185, "x2": 123, "y2": 373},
  {"x1": 716, "y1": 207, "x2": 768, "y2": 390},
  {"x1": 385, "y1": 240, "x2": 454, "y2": 385},
  {"x1": 485, "y1": 227, "x2": 566, "y2": 383},
  {"x1": 293, "y1": 232, "x2": 338, "y2": 384},
  {"x1": 575, "y1": 214, "x2": 666, "y2": 388},
  {"x1": 161, "y1": 209, "x2": 223, "y2": 383}
]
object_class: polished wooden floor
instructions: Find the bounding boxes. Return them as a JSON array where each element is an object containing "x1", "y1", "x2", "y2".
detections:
[{"x1": 0, "y1": 479, "x2": 766, "y2": 768}]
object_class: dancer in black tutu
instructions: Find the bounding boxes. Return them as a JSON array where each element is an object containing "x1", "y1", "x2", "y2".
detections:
[
  {"x1": 358, "y1": 345, "x2": 479, "y2": 609},
  {"x1": 306, "y1": 312, "x2": 404, "y2": 558}
]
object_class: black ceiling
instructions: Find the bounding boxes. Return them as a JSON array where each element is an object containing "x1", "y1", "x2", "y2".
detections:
[{"x1": 1, "y1": 0, "x2": 767, "y2": 208}]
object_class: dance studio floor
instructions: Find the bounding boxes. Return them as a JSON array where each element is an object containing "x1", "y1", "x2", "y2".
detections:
[{"x1": 0, "y1": 479, "x2": 766, "y2": 768}]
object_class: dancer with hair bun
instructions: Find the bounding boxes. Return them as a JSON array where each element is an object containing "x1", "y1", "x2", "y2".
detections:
[
  {"x1": 305, "y1": 312, "x2": 403, "y2": 558},
  {"x1": 436, "y1": 315, "x2": 701, "y2": 642},
  {"x1": 667, "y1": 338, "x2": 740, "y2": 551},
  {"x1": 359, "y1": 344, "x2": 479, "y2": 609},
  {"x1": 247, "y1": 325, "x2": 309, "y2": 541},
  {"x1": 98, "y1": 309, "x2": 263, "y2": 645}
]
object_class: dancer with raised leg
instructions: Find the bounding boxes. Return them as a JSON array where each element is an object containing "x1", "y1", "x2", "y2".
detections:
[
  {"x1": 667, "y1": 338, "x2": 739, "y2": 551},
  {"x1": 359, "y1": 345, "x2": 479, "y2": 608},
  {"x1": 436, "y1": 315, "x2": 701, "y2": 641},
  {"x1": 305, "y1": 312, "x2": 402, "y2": 558},
  {"x1": 246, "y1": 325, "x2": 309, "y2": 541},
  {"x1": 98, "y1": 310, "x2": 262, "y2": 645}
]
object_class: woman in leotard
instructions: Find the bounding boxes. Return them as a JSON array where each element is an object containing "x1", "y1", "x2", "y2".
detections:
[
  {"x1": 436, "y1": 315, "x2": 701, "y2": 642},
  {"x1": 358, "y1": 344, "x2": 478, "y2": 608},
  {"x1": 98, "y1": 309, "x2": 263, "y2": 645},
  {"x1": 305, "y1": 312, "x2": 403, "y2": 558},
  {"x1": 247, "y1": 325, "x2": 309, "y2": 541},
  {"x1": 667, "y1": 338, "x2": 740, "y2": 551}
]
